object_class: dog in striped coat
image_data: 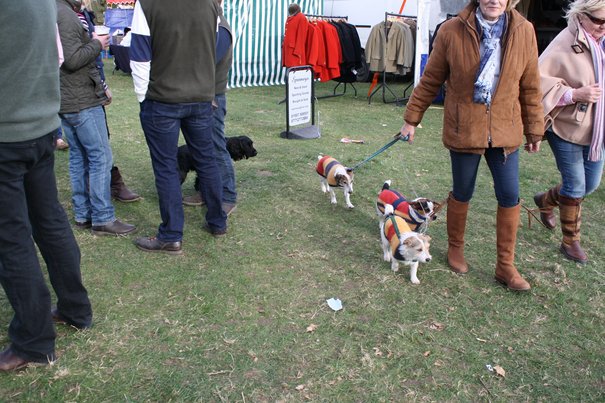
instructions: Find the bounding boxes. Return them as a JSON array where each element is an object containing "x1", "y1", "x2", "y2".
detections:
[
  {"x1": 376, "y1": 180, "x2": 440, "y2": 232},
  {"x1": 377, "y1": 181, "x2": 434, "y2": 284},
  {"x1": 380, "y1": 214, "x2": 432, "y2": 284},
  {"x1": 316, "y1": 155, "x2": 354, "y2": 209}
]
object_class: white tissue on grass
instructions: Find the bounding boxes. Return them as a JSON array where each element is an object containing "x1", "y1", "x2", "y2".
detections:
[{"x1": 326, "y1": 298, "x2": 342, "y2": 311}]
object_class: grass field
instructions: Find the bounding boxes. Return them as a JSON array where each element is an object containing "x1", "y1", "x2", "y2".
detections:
[{"x1": 0, "y1": 68, "x2": 603, "y2": 402}]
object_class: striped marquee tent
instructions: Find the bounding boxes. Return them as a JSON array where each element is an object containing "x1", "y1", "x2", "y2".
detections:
[{"x1": 224, "y1": 0, "x2": 323, "y2": 88}]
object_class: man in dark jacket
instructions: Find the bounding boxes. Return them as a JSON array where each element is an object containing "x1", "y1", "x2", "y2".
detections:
[
  {"x1": 182, "y1": 0, "x2": 237, "y2": 216},
  {"x1": 130, "y1": 0, "x2": 227, "y2": 254},
  {"x1": 57, "y1": 0, "x2": 136, "y2": 235},
  {"x1": 0, "y1": 0, "x2": 92, "y2": 371}
]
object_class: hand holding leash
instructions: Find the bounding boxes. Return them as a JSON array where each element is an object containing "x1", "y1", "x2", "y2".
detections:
[{"x1": 398, "y1": 123, "x2": 416, "y2": 143}]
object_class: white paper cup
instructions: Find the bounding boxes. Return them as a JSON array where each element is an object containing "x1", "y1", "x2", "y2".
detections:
[{"x1": 95, "y1": 25, "x2": 110, "y2": 36}]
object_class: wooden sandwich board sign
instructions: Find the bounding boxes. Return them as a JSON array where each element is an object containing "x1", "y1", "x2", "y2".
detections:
[{"x1": 280, "y1": 66, "x2": 320, "y2": 140}]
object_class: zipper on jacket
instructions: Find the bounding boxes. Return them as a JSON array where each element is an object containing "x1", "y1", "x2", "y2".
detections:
[{"x1": 486, "y1": 104, "x2": 492, "y2": 146}]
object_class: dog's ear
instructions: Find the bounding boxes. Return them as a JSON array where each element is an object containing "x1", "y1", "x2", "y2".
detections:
[
  {"x1": 420, "y1": 234, "x2": 431, "y2": 245},
  {"x1": 432, "y1": 197, "x2": 448, "y2": 214},
  {"x1": 402, "y1": 237, "x2": 420, "y2": 248},
  {"x1": 409, "y1": 200, "x2": 423, "y2": 211},
  {"x1": 227, "y1": 137, "x2": 245, "y2": 161}
]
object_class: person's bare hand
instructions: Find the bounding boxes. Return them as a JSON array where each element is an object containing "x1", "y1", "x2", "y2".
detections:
[
  {"x1": 573, "y1": 84, "x2": 601, "y2": 104},
  {"x1": 399, "y1": 123, "x2": 416, "y2": 143},
  {"x1": 104, "y1": 87, "x2": 112, "y2": 105},
  {"x1": 524, "y1": 140, "x2": 541, "y2": 153},
  {"x1": 93, "y1": 32, "x2": 110, "y2": 49}
]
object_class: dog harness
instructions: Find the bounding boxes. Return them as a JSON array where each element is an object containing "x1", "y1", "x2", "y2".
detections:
[
  {"x1": 377, "y1": 189, "x2": 429, "y2": 232},
  {"x1": 316, "y1": 155, "x2": 343, "y2": 187},
  {"x1": 383, "y1": 215, "x2": 414, "y2": 261}
]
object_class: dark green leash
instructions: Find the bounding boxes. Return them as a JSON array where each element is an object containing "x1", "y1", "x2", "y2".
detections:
[{"x1": 350, "y1": 133, "x2": 409, "y2": 171}]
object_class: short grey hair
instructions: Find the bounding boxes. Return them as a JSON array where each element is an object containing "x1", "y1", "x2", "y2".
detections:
[{"x1": 565, "y1": 0, "x2": 605, "y2": 23}]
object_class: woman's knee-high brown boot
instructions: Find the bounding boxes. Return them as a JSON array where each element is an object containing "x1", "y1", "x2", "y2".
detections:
[
  {"x1": 494, "y1": 204, "x2": 531, "y2": 291},
  {"x1": 533, "y1": 184, "x2": 561, "y2": 230},
  {"x1": 447, "y1": 192, "x2": 469, "y2": 274},
  {"x1": 559, "y1": 195, "x2": 588, "y2": 264}
]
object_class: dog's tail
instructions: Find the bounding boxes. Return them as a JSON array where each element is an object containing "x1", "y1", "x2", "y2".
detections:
[{"x1": 382, "y1": 179, "x2": 392, "y2": 190}]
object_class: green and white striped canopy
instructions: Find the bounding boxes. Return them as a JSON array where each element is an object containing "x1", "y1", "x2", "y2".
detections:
[{"x1": 224, "y1": 0, "x2": 323, "y2": 88}]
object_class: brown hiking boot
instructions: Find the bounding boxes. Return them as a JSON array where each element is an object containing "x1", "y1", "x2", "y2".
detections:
[
  {"x1": 183, "y1": 193, "x2": 204, "y2": 206},
  {"x1": 111, "y1": 166, "x2": 141, "y2": 202},
  {"x1": 91, "y1": 219, "x2": 136, "y2": 236},
  {"x1": 559, "y1": 195, "x2": 588, "y2": 264},
  {"x1": 533, "y1": 184, "x2": 560, "y2": 230}
]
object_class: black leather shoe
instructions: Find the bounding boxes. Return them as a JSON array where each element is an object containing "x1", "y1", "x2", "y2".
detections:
[
  {"x1": 75, "y1": 220, "x2": 92, "y2": 229},
  {"x1": 203, "y1": 223, "x2": 227, "y2": 237},
  {"x1": 0, "y1": 347, "x2": 48, "y2": 371},
  {"x1": 91, "y1": 219, "x2": 136, "y2": 236},
  {"x1": 134, "y1": 236, "x2": 183, "y2": 255},
  {"x1": 51, "y1": 308, "x2": 92, "y2": 330}
]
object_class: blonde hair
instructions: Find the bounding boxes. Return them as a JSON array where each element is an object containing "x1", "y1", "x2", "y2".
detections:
[
  {"x1": 82, "y1": 0, "x2": 92, "y2": 9},
  {"x1": 471, "y1": 0, "x2": 522, "y2": 12},
  {"x1": 565, "y1": 0, "x2": 605, "y2": 23}
]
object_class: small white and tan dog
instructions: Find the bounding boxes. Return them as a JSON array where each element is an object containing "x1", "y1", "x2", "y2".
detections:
[
  {"x1": 376, "y1": 180, "x2": 441, "y2": 231},
  {"x1": 316, "y1": 155, "x2": 354, "y2": 208},
  {"x1": 380, "y1": 214, "x2": 432, "y2": 284}
]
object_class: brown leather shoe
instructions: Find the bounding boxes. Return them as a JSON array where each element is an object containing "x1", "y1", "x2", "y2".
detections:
[
  {"x1": 560, "y1": 241, "x2": 588, "y2": 264},
  {"x1": 51, "y1": 308, "x2": 92, "y2": 330},
  {"x1": 533, "y1": 191, "x2": 556, "y2": 230},
  {"x1": 92, "y1": 219, "x2": 136, "y2": 236},
  {"x1": 75, "y1": 220, "x2": 92, "y2": 229},
  {"x1": 223, "y1": 203, "x2": 237, "y2": 217},
  {"x1": 203, "y1": 223, "x2": 227, "y2": 237},
  {"x1": 134, "y1": 236, "x2": 183, "y2": 255},
  {"x1": 0, "y1": 348, "x2": 47, "y2": 371},
  {"x1": 111, "y1": 166, "x2": 142, "y2": 203},
  {"x1": 183, "y1": 193, "x2": 204, "y2": 206}
]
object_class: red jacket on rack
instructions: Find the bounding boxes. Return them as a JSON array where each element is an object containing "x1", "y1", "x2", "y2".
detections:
[
  {"x1": 318, "y1": 21, "x2": 342, "y2": 81},
  {"x1": 282, "y1": 13, "x2": 309, "y2": 67},
  {"x1": 307, "y1": 22, "x2": 327, "y2": 80}
]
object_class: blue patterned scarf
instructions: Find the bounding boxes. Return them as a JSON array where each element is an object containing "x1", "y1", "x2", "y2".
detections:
[{"x1": 473, "y1": 11, "x2": 506, "y2": 105}]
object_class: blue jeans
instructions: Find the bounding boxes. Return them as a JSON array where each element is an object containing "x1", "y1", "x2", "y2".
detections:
[
  {"x1": 0, "y1": 132, "x2": 92, "y2": 362},
  {"x1": 212, "y1": 94, "x2": 237, "y2": 204},
  {"x1": 140, "y1": 100, "x2": 226, "y2": 242},
  {"x1": 546, "y1": 130, "x2": 604, "y2": 198},
  {"x1": 450, "y1": 148, "x2": 520, "y2": 207},
  {"x1": 61, "y1": 106, "x2": 115, "y2": 226}
]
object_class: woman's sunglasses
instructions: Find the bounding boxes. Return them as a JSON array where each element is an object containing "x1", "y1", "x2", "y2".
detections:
[{"x1": 584, "y1": 12, "x2": 605, "y2": 26}]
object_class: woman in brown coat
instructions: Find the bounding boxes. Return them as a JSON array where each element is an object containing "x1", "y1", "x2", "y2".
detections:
[
  {"x1": 399, "y1": 0, "x2": 544, "y2": 291},
  {"x1": 534, "y1": 0, "x2": 605, "y2": 264}
]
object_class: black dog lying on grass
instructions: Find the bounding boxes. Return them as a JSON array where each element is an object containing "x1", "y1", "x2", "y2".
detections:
[{"x1": 177, "y1": 135, "x2": 257, "y2": 186}]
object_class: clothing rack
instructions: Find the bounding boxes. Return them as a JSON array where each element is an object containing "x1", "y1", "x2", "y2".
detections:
[
  {"x1": 368, "y1": 12, "x2": 416, "y2": 105},
  {"x1": 306, "y1": 14, "x2": 347, "y2": 20}
]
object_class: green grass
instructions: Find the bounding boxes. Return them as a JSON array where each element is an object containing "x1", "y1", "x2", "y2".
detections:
[{"x1": 0, "y1": 68, "x2": 603, "y2": 402}]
